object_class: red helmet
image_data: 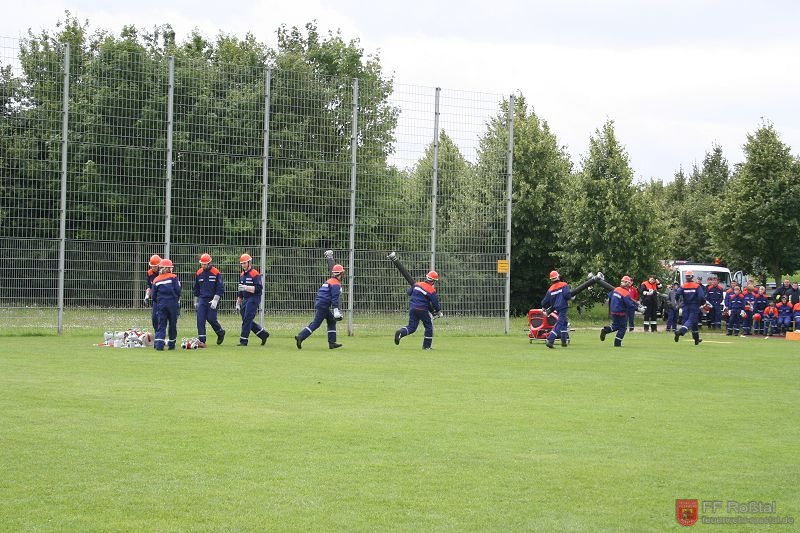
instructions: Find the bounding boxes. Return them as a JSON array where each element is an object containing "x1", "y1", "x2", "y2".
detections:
[
  {"x1": 149, "y1": 254, "x2": 162, "y2": 267},
  {"x1": 159, "y1": 258, "x2": 174, "y2": 268},
  {"x1": 753, "y1": 313, "x2": 762, "y2": 322},
  {"x1": 426, "y1": 270, "x2": 439, "y2": 281},
  {"x1": 199, "y1": 253, "x2": 212, "y2": 264},
  {"x1": 621, "y1": 275, "x2": 632, "y2": 284},
  {"x1": 549, "y1": 270, "x2": 560, "y2": 280},
  {"x1": 332, "y1": 264, "x2": 344, "y2": 274},
  {"x1": 239, "y1": 253, "x2": 252, "y2": 264}
]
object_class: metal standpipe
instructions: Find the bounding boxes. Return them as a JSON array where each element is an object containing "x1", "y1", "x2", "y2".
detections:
[
  {"x1": 504, "y1": 95, "x2": 515, "y2": 335},
  {"x1": 346, "y1": 79, "x2": 359, "y2": 336},
  {"x1": 57, "y1": 43, "x2": 71, "y2": 335},
  {"x1": 259, "y1": 68, "x2": 272, "y2": 325},
  {"x1": 164, "y1": 56, "x2": 175, "y2": 259},
  {"x1": 430, "y1": 87, "x2": 441, "y2": 272}
]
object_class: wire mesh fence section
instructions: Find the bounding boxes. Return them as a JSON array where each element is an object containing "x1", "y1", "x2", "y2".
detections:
[{"x1": 0, "y1": 34, "x2": 513, "y2": 332}]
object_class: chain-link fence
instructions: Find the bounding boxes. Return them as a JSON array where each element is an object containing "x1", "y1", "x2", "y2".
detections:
[{"x1": 0, "y1": 36, "x2": 514, "y2": 335}]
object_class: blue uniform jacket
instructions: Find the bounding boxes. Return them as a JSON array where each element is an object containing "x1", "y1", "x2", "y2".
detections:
[
  {"x1": 541, "y1": 281, "x2": 572, "y2": 312},
  {"x1": 609, "y1": 286, "x2": 637, "y2": 315},
  {"x1": 152, "y1": 272, "x2": 181, "y2": 306},
  {"x1": 239, "y1": 268, "x2": 263, "y2": 299},
  {"x1": 706, "y1": 284, "x2": 724, "y2": 305},
  {"x1": 408, "y1": 281, "x2": 441, "y2": 313},
  {"x1": 194, "y1": 266, "x2": 225, "y2": 299},
  {"x1": 676, "y1": 282, "x2": 706, "y2": 309},
  {"x1": 315, "y1": 277, "x2": 342, "y2": 309}
]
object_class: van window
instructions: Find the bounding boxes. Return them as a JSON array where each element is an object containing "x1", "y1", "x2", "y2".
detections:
[{"x1": 681, "y1": 269, "x2": 731, "y2": 287}]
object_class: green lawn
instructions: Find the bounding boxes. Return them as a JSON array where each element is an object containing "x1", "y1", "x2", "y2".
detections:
[{"x1": 1, "y1": 328, "x2": 798, "y2": 531}]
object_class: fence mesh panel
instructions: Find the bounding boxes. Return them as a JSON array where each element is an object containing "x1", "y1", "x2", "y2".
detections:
[{"x1": 0, "y1": 35, "x2": 510, "y2": 334}]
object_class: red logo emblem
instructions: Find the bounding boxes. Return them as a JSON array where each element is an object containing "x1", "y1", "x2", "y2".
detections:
[{"x1": 676, "y1": 499, "x2": 699, "y2": 526}]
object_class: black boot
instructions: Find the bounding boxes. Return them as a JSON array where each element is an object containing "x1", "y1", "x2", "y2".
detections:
[
  {"x1": 260, "y1": 331, "x2": 269, "y2": 346},
  {"x1": 692, "y1": 332, "x2": 702, "y2": 345},
  {"x1": 600, "y1": 326, "x2": 610, "y2": 342},
  {"x1": 294, "y1": 335, "x2": 303, "y2": 350},
  {"x1": 329, "y1": 342, "x2": 342, "y2": 349},
  {"x1": 216, "y1": 330, "x2": 225, "y2": 345}
]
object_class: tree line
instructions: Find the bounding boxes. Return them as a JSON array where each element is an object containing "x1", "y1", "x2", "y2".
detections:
[{"x1": 2, "y1": 14, "x2": 799, "y2": 314}]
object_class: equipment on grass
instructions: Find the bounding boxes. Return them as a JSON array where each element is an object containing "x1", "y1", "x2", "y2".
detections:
[
  {"x1": 97, "y1": 328, "x2": 153, "y2": 348},
  {"x1": 181, "y1": 337, "x2": 206, "y2": 349},
  {"x1": 527, "y1": 308, "x2": 559, "y2": 342}
]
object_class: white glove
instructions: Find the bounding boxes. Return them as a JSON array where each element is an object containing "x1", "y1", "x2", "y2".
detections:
[
  {"x1": 193, "y1": 297, "x2": 199, "y2": 310},
  {"x1": 210, "y1": 295, "x2": 219, "y2": 310},
  {"x1": 435, "y1": 311, "x2": 444, "y2": 319},
  {"x1": 235, "y1": 301, "x2": 241, "y2": 313},
  {"x1": 332, "y1": 308, "x2": 343, "y2": 321},
  {"x1": 387, "y1": 251, "x2": 397, "y2": 260},
  {"x1": 324, "y1": 250, "x2": 334, "y2": 259},
  {"x1": 144, "y1": 289, "x2": 152, "y2": 304},
  {"x1": 238, "y1": 283, "x2": 254, "y2": 293},
  {"x1": 637, "y1": 305, "x2": 646, "y2": 314}
]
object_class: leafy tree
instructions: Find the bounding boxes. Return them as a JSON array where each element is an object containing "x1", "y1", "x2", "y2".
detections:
[
  {"x1": 556, "y1": 120, "x2": 662, "y2": 306},
  {"x1": 711, "y1": 123, "x2": 800, "y2": 282},
  {"x1": 498, "y1": 96, "x2": 573, "y2": 314}
]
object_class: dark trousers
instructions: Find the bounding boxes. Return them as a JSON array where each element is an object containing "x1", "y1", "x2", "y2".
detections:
[
  {"x1": 155, "y1": 303, "x2": 178, "y2": 349},
  {"x1": 239, "y1": 297, "x2": 268, "y2": 345},
  {"x1": 547, "y1": 309, "x2": 569, "y2": 345},
  {"x1": 298, "y1": 307, "x2": 337, "y2": 344},
  {"x1": 398, "y1": 308, "x2": 434, "y2": 348},
  {"x1": 196, "y1": 301, "x2": 224, "y2": 343}
]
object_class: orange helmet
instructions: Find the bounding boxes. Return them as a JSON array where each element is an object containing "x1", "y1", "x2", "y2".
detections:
[
  {"x1": 199, "y1": 253, "x2": 212, "y2": 264},
  {"x1": 685, "y1": 270, "x2": 694, "y2": 278},
  {"x1": 426, "y1": 270, "x2": 439, "y2": 281},
  {"x1": 239, "y1": 253, "x2": 252, "y2": 264},
  {"x1": 549, "y1": 270, "x2": 560, "y2": 280},
  {"x1": 159, "y1": 258, "x2": 174, "y2": 268},
  {"x1": 149, "y1": 254, "x2": 162, "y2": 267},
  {"x1": 332, "y1": 264, "x2": 344, "y2": 274},
  {"x1": 621, "y1": 275, "x2": 632, "y2": 283}
]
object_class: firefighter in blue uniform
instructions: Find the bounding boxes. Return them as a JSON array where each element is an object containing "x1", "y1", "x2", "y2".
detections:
[
  {"x1": 394, "y1": 270, "x2": 442, "y2": 350},
  {"x1": 541, "y1": 270, "x2": 572, "y2": 348},
  {"x1": 600, "y1": 275, "x2": 639, "y2": 347},
  {"x1": 674, "y1": 271, "x2": 706, "y2": 345},
  {"x1": 705, "y1": 276, "x2": 724, "y2": 330},
  {"x1": 193, "y1": 253, "x2": 225, "y2": 345},
  {"x1": 725, "y1": 285, "x2": 745, "y2": 336},
  {"x1": 143, "y1": 254, "x2": 161, "y2": 331},
  {"x1": 235, "y1": 253, "x2": 269, "y2": 346},
  {"x1": 152, "y1": 258, "x2": 181, "y2": 351},
  {"x1": 295, "y1": 263, "x2": 345, "y2": 350}
]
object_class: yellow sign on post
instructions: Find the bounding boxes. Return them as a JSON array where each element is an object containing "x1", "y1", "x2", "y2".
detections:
[{"x1": 497, "y1": 259, "x2": 509, "y2": 274}]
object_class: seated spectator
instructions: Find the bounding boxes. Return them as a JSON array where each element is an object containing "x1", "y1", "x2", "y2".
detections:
[
  {"x1": 776, "y1": 295, "x2": 793, "y2": 335},
  {"x1": 788, "y1": 281, "x2": 800, "y2": 306},
  {"x1": 763, "y1": 301, "x2": 779, "y2": 336}
]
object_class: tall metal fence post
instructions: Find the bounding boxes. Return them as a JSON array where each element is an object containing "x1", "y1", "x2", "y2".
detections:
[
  {"x1": 504, "y1": 95, "x2": 515, "y2": 335},
  {"x1": 56, "y1": 43, "x2": 71, "y2": 335},
  {"x1": 346, "y1": 78, "x2": 359, "y2": 336},
  {"x1": 259, "y1": 68, "x2": 272, "y2": 325},
  {"x1": 164, "y1": 56, "x2": 175, "y2": 258},
  {"x1": 430, "y1": 87, "x2": 441, "y2": 271}
]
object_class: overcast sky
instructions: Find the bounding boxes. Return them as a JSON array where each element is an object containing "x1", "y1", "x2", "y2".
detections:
[{"x1": 2, "y1": 0, "x2": 798, "y2": 181}]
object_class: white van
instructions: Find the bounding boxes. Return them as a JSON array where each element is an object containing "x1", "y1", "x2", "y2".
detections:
[{"x1": 671, "y1": 261, "x2": 734, "y2": 287}]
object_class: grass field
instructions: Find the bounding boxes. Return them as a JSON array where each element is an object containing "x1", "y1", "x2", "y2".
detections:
[{"x1": 1, "y1": 322, "x2": 798, "y2": 531}]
